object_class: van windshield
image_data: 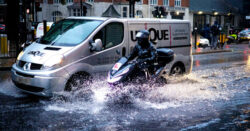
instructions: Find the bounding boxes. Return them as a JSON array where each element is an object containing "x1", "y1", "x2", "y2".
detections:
[{"x1": 39, "y1": 19, "x2": 103, "y2": 46}]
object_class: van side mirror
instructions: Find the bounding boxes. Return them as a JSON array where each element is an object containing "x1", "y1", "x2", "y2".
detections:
[{"x1": 90, "y1": 39, "x2": 103, "y2": 52}]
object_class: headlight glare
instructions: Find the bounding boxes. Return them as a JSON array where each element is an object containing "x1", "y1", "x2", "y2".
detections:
[{"x1": 17, "y1": 51, "x2": 24, "y2": 61}]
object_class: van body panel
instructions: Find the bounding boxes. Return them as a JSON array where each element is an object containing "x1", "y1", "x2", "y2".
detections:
[
  {"x1": 20, "y1": 43, "x2": 73, "y2": 65},
  {"x1": 127, "y1": 19, "x2": 161, "y2": 54}
]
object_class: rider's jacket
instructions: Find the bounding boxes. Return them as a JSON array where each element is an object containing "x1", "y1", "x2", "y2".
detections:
[{"x1": 128, "y1": 41, "x2": 156, "y2": 63}]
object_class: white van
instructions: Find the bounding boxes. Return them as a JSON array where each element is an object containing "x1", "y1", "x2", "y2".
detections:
[{"x1": 11, "y1": 17, "x2": 192, "y2": 97}]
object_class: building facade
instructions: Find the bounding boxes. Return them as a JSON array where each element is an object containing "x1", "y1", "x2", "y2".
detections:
[
  {"x1": 189, "y1": 0, "x2": 244, "y2": 32},
  {"x1": 36, "y1": 0, "x2": 190, "y2": 22}
]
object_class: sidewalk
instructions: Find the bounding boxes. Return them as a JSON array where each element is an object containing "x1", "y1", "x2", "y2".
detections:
[
  {"x1": 192, "y1": 46, "x2": 232, "y2": 55},
  {"x1": 0, "y1": 58, "x2": 15, "y2": 71},
  {"x1": 192, "y1": 42, "x2": 249, "y2": 55}
]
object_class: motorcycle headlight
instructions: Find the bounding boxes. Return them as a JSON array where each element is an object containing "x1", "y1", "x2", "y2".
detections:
[{"x1": 42, "y1": 55, "x2": 63, "y2": 69}]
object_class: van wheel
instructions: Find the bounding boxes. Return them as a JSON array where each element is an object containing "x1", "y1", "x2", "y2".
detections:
[
  {"x1": 170, "y1": 65, "x2": 184, "y2": 76},
  {"x1": 65, "y1": 73, "x2": 92, "y2": 97}
]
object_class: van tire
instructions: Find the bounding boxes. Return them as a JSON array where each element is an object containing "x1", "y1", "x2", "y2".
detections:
[
  {"x1": 65, "y1": 72, "x2": 92, "y2": 93},
  {"x1": 170, "y1": 63, "x2": 185, "y2": 76}
]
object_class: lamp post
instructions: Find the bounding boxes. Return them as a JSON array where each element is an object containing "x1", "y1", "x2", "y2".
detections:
[
  {"x1": 127, "y1": 0, "x2": 140, "y2": 18},
  {"x1": 80, "y1": 0, "x2": 83, "y2": 16}
]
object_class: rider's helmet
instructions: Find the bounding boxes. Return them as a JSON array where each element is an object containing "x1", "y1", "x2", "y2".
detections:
[{"x1": 136, "y1": 30, "x2": 150, "y2": 48}]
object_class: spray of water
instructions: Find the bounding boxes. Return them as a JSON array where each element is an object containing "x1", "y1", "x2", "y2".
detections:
[{"x1": 43, "y1": 63, "x2": 250, "y2": 113}]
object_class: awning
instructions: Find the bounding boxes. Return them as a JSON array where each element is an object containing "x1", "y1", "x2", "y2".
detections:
[{"x1": 102, "y1": 5, "x2": 121, "y2": 18}]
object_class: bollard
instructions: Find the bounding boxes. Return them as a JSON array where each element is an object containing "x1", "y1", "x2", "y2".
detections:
[
  {"x1": 46, "y1": 26, "x2": 50, "y2": 32},
  {"x1": 0, "y1": 34, "x2": 8, "y2": 55}
]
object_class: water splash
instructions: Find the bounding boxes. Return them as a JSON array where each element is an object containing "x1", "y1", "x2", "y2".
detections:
[{"x1": 45, "y1": 62, "x2": 249, "y2": 113}]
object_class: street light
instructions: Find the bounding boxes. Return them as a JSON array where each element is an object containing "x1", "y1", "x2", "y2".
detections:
[
  {"x1": 198, "y1": 11, "x2": 203, "y2": 15},
  {"x1": 194, "y1": 26, "x2": 198, "y2": 49},
  {"x1": 26, "y1": 9, "x2": 30, "y2": 14},
  {"x1": 176, "y1": 11, "x2": 179, "y2": 15}
]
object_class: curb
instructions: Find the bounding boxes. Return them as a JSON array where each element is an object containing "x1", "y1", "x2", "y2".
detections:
[{"x1": 192, "y1": 49, "x2": 233, "y2": 55}]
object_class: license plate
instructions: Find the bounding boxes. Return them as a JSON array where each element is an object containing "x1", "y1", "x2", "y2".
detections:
[{"x1": 17, "y1": 77, "x2": 30, "y2": 84}]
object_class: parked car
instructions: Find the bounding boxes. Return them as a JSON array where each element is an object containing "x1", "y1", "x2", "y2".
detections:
[
  {"x1": 238, "y1": 28, "x2": 250, "y2": 43},
  {"x1": 198, "y1": 36, "x2": 210, "y2": 48}
]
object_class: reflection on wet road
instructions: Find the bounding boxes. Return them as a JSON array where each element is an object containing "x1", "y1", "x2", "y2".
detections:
[{"x1": 0, "y1": 49, "x2": 249, "y2": 130}]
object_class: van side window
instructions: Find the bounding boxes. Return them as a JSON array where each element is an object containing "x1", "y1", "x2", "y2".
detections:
[
  {"x1": 93, "y1": 22, "x2": 124, "y2": 50},
  {"x1": 105, "y1": 22, "x2": 124, "y2": 49}
]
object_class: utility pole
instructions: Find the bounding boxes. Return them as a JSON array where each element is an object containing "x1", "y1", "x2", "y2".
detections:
[
  {"x1": 128, "y1": 0, "x2": 140, "y2": 18},
  {"x1": 129, "y1": 0, "x2": 135, "y2": 18},
  {"x1": 80, "y1": 0, "x2": 83, "y2": 16}
]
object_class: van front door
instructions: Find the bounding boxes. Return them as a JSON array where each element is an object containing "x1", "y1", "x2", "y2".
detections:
[{"x1": 87, "y1": 22, "x2": 125, "y2": 73}]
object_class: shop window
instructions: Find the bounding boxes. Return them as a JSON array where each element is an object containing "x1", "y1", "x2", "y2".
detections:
[
  {"x1": 174, "y1": 0, "x2": 181, "y2": 7},
  {"x1": 67, "y1": 0, "x2": 73, "y2": 3},
  {"x1": 53, "y1": 0, "x2": 60, "y2": 4},
  {"x1": 77, "y1": 9, "x2": 81, "y2": 16},
  {"x1": 136, "y1": 0, "x2": 142, "y2": 4},
  {"x1": 52, "y1": 11, "x2": 62, "y2": 22},
  {"x1": 136, "y1": 10, "x2": 143, "y2": 18},
  {"x1": 72, "y1": 7, "x2": 87, "y2": 16},
  {"x1": 163, "y1": 0, "x2": 169, "y2": 6},
  {"x1": 122, "y1": 7, "x2": 127, "y2": 18},
  {"x1": 87, "y1": 0, "x2": 94, "y2": 2},
  {"x1": 150, "y1": 0, "x2": 157, "y2": 5}
]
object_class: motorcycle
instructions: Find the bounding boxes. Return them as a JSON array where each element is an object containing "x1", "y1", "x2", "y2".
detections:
[
  {"x1": 106, "y1": 48, "x2": 174, "y2": 104},
  {"x1": 107, "y1": 48, "x2": 174, "y2": 86}
]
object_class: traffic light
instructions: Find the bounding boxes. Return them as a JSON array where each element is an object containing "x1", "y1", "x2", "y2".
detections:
[
  {"x1": 159, "y1": 6, "x2": 166, "y2": 17},
  {"x1": 152, "y1": 7, "x2": 160, "y2": 18},
  {"x1": 35, "y1": 2, "x2": 42, "y2": 12},
  {"x1": 152, "y1": 6, "x2": 166, "y2": 18}
]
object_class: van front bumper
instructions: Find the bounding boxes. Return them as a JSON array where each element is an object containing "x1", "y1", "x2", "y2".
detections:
[{"x1": 11, "y1": 64, "x2": 69, "y2": 97}]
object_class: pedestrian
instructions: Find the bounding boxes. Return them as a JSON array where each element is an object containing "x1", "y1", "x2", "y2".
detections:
[
  {"x1": 211, "y1": 21, "x2": 220, "y2": 49},
  {"x1": 203, "y1": 24, "x2": 211, "y2": 43}
]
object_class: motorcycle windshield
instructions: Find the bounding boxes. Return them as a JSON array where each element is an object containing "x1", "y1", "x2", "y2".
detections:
[{"x1": 112, "y1": 57, "x2": 128, "y2": 71}]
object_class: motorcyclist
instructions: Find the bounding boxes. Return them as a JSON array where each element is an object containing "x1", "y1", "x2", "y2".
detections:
[{"x1": 127, "y1": 30, "x2": 157, "y2": 73}]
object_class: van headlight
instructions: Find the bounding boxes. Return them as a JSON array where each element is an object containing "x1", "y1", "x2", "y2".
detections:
[
  {"x1": 42, "y1": 55, "x2": 63, "y2": 69},
  {"x1": 17, "y1": 51, "x2": 24, "y2": 61},
  {"x1": 16, "y1": 51, "x2": 24, "y2": 65}
]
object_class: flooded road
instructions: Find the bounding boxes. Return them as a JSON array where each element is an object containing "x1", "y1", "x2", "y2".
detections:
[{"x1": 0, "y1": 48, "x2": 249, "y2": 130}]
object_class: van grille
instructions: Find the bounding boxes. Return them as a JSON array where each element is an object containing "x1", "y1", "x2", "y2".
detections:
[
  {"x1": 30, "y1": 63, "x2": 42, "y2": 70},
  {"x1": 18, "y1": 60, "x2": 42, "y2": 70},
  {"x1": 18, "y1": 60, "x2": 26, "y2": 68}
]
